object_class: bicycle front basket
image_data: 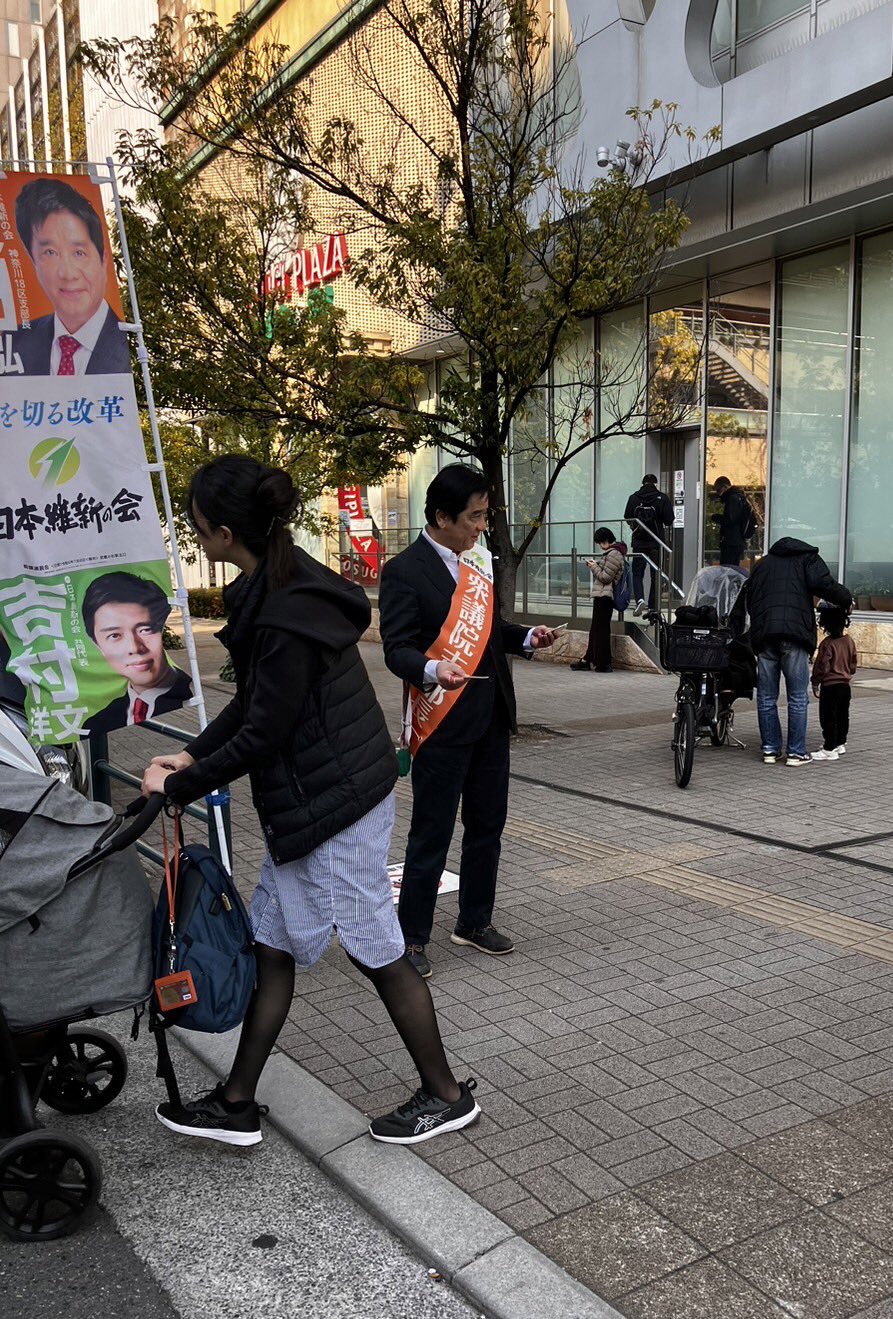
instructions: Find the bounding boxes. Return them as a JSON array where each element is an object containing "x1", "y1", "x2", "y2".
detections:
[{"x1": 666, "y1": 624, "x2": 732, "y2": 672}]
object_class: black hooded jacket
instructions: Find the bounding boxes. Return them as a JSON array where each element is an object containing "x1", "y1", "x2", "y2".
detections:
[
  {"x1": 745, "y1": 537, "x2": 852, "y2": 654},
  {"x1": 624, "y1": 485, "x2": 674, "y2": 552},
  {"x1": 165, "y1": 547, "x2": 397, "y2": 863}
]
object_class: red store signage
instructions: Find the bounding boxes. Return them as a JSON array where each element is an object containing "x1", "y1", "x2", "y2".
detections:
[{"x1": 264, "y1": 232, "x2": 349, "y2": 298}]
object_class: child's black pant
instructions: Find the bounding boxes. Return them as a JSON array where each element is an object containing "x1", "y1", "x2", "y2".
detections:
[{"x1": 819, "y1": 684, "x2": 851, "y2": 751}]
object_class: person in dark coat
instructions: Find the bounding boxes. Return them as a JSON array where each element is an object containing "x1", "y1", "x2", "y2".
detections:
[
  {"x1": 378, "y1": 465, "x2": 557, "y2": 979},
  {"x1": 141, "y1": 456, "x2": 480, "y2": 1148},
  {"x1": 624, "y1": 474, "x2": 674, "y2": 614},
  {"x1": 712, "y1": 477, "x2": 754, "y2": 566},
  {"x1": 744, "y1": 537, "x2": 851, "y2": 766}
]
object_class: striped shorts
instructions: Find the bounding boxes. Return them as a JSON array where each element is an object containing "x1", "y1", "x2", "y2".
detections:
[{"x1": 249, "y1": 793, "x2": 405, "y2": 970}]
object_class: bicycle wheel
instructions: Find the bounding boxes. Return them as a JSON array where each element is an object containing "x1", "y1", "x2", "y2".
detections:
[
  {"x1": 710, "y1": 708, "x2": 732, "y2": 747},
  {"x1": 674, "y1": 700, "x2": 696, "y2": 788}
]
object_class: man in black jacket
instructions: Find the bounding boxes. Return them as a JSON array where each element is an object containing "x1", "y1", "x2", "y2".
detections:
[
  {"x1": 379, "y1": 465, "x2": 557, "y2": 978},
  {"x1": 712, "y1": 477, "x2": 754, "y2": 566},
  {"x1": 745, "y1": 537, "x2": 851, "y2": 767},
  {"x1": 624, "y1": 474, "x2": 674, "y2": 614}
]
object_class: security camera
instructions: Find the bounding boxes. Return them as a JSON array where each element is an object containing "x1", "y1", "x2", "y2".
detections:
[{"x1": 596, "y1": 146, "x2": 610, "y2": 168}]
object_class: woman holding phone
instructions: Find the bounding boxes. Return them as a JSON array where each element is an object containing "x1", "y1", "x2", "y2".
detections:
[{"x1": 571, "y1": 529, "x2": 627, "y2": 673}]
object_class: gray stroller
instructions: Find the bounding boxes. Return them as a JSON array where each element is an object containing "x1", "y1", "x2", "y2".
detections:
[{"x1": 0, "y1": 765, "x2": 161, "y2": 1241}]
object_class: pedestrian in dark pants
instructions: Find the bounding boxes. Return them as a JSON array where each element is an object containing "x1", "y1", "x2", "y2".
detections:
[
  {"x1": 571, "y1": 531, "x2": 626, "y2": 672},
  {"x1": 743, "y1": 537, "x2": 852, "y2": 766},
  {"x1": 811, "y1": 604, "x2": 857, "y2": 761},
  {"x1": 624, "y1": 475, "x2": 674, "y2": 614},
  {"x1": 712, "y1": 477, "x2": 756, "y2": 566}
]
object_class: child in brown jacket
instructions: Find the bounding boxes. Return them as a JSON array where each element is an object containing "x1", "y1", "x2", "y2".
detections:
[{"x1": 811, "y1": 604, "x2": 857, "y2": 761}]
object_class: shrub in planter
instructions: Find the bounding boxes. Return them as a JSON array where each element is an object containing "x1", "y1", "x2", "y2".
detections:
[{"x1": 188, "y1": 587, "x2": 225, "y2": 618}]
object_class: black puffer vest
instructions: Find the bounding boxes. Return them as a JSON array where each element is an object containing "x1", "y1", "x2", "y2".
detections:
[{"x1": 225, "y1": 551, "x2": 397, "y2": 864}]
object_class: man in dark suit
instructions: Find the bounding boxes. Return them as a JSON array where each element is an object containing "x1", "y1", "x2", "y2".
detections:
[
  {"x1": 379, "y1": 465, "x2": 557, "y2": 977},
  {"x1": 82, "y1": 571, "x2": 193, "y2": 735},
  {"x1": 10, "y1": 177, "x2": 130, "y2": 377}
]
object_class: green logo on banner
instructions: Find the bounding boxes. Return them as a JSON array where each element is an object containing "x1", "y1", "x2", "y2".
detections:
[{"x1": 29, "y1": 437, "x2": 81, "y2": 486}]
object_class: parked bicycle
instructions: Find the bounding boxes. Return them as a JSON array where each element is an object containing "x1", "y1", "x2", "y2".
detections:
[{"x1": 648, "y1": 566, "x2": 755, "y2": 788}]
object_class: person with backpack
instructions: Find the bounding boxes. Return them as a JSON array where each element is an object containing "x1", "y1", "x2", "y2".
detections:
[
  {"x1": 140, "y1": 456, "x2": 480, "y2": 1148},
  {"x1": 624, "y1": 474, "x2": 674, "y2": 615},
  {"x1": 712, "y1": 477, "x2": 756, "y2": 566},
  {"x1": 571, "y1": 530, "x2": 628, "y2": 673},
  {"x1": 743, "y1": 537, "x2": 852, "y2": 767}
]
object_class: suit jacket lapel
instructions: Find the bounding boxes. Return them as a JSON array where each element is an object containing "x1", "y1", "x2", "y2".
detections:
[{"x1": 414, "y1": 534, "x2": 457, "y2": 603}]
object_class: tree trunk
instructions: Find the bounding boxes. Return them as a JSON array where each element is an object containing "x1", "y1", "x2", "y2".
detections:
[{"x1": 478, "y1": 439, "x2": 519, "y2": 621}]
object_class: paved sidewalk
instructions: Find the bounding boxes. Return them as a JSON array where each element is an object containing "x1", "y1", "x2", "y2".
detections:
[{"x1": 110, "y1": 625, "x2": 893, "y2": 1318}]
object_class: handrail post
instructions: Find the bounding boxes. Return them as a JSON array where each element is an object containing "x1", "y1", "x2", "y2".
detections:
[
  {"x1": 522, "y1": 551, "x2": 529, "y2": 618},
  {"x1": 571, "y1": 546, "x2": 578, "y2": 622}
]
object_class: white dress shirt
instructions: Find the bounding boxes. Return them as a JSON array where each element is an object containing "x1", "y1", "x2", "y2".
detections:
[
  {"x1": 50, "y1": 302, "x2": 110, "y2": 376},
  {"x1": 421, "y1": 528, "x2": 534, "y2": 686}
]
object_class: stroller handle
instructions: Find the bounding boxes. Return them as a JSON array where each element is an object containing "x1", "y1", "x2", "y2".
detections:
[
  {"x1": 112, "y1": 793, "x2": 167, "y2": 852},
  {"x1": 67, "y1": 794, "x2": 166, "y2": 880}
]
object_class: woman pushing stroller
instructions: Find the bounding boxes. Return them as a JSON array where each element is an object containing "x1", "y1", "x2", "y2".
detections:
[{"x1": 140, "y1": 456, "x2": 478, "y2": 1147}]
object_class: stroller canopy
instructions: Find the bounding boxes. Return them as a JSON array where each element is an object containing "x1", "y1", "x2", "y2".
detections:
[
  {"x1": 0, "y1": 767, "x2": 116, "y2": 933},
  {"x1": 685, "y1": 565, "x2": 748, "y2": 626},
  {"x1": 0, "y1": 765, "x2": 153, "y2": 1032}
]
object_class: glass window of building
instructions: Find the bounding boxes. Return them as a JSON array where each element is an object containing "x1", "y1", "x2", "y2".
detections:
[
  {"x1": 647, "y1": 295, "x2": 704, "y2": 432},
  {"x1": 705, "y1": 270, "x2": 770, "y2": 567},
  {"x1": 549, "y1": 325, "x2": 595, "y2": 556},
  {"x1": 771, "y1": 245, "x2": 849, "y2": 575},
  {"x1": 596, "y1": 305, "x2": 646, "y2": 532},
  {"x1": 848, "y1": 231, "x2": 893, "y2": 612}
]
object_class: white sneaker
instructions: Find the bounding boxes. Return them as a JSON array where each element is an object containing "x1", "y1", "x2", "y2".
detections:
[
  {"x1": 633, "y1": 599, "x2": 646, "y2": 617},
  {"x1": 785, "y1": 753, "x2": 813, "y2": 767},
  {"x1": 811, "y1": 748, "x2": 839, "y2": 761},
  {"x1": 834, "y1": 745, "x2": 846, "y2": 755}
]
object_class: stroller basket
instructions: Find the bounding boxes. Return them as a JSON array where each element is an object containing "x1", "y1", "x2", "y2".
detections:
[{"x1": 666, "y1": 624, "x2": 733, "y2": 673}]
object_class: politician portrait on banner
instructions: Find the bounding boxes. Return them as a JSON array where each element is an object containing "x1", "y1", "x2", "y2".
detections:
[{"x1": 0, "y1": 171, "x2": 193, "y2": 744}]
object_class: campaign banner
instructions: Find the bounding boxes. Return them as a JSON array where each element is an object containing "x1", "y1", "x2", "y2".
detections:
[
  {"x1": 0, "y1": 171, "x2": 192, "y2": 744},
  {"x1": 337, "y1": 484, "x2": 383, "y2": 585}
]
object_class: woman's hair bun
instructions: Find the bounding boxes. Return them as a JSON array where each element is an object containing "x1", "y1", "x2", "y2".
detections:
[{"x1": 257, "y1": 469, "x2": 300, "y2": 523}]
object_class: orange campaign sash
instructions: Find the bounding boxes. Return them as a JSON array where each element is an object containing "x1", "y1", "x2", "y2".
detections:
[{"x1": 403, "y1": 545, "x2": 495, "y2": 757}]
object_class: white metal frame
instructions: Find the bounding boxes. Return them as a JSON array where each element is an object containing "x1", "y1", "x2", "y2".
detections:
[{"x1": 87, "y1": 156, "x2": 232, "y2": 872}]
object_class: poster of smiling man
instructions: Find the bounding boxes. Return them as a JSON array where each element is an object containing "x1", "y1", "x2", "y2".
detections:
[{"x1": 0, "y1": 170, "x2": 193, "y2": 743}]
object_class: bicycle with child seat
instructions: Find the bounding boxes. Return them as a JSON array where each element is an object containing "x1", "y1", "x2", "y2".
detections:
[{"x1": 646, "y1": 611, "x2": 737, "y2": 788}]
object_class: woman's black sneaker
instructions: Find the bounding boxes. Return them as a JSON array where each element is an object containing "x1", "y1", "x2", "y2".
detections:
[
  {"x1": 569, "y1": 660, "x2": 592, "y2": 672},
  {"x1": 156, "y1": 1082, "x2": 268, "y2": 1147},
  {"x1": 369, "y1": 1080, "x2": 480, "y2": 1144}
]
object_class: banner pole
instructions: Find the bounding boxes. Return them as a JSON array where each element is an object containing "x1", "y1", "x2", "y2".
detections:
[{"x1": 99, "y1": 156, "x2": 232, "y2": 873}]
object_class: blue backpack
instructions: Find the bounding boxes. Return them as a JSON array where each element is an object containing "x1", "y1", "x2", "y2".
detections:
[
  {"x1": 153, "y1": 841, "x2": 255, "y2": 1034},
  {"x1": 614, "y1": 557, "x2": 634, "y2": 614}
]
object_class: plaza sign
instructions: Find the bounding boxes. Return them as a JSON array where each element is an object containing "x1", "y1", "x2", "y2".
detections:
[{"x1": 264, "y1": 232, "x2": 349, "y2": 298}]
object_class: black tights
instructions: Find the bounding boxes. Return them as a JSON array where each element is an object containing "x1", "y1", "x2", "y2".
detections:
[{"x1": 224, "y1": 942, "x2": 460, "y2": 1105}]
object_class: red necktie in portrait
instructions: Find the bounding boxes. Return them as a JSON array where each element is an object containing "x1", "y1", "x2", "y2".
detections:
[
  {"x1": 57, "y1": 335, "x2": 81, "y2": 376},
  {"x1": 132, "y1": 697, "x2": 149, "y2": 725}
]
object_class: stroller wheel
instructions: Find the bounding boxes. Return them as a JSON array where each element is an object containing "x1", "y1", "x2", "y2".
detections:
[
  {"x1": 0, "y1": 1130, "x2": 101, "y2": 1241},
  {"x1": 40, "y1": 1029, "x2": 127, "y2": 1115}
]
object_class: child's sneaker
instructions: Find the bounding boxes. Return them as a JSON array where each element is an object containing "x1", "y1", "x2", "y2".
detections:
[
  {"x1": 812, "y1": 748, "x2": 839, "y2": 761},
  {"x1": 834, "y1": 745, "x2": 847, "y2": 755}
]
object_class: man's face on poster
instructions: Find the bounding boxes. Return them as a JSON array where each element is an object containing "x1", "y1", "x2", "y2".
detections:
[
  {"x1": 28, "y1": 209, "x2": 107, "y2": 335},
  {"x1": 92, "y1": 603, "x2": 168, "y2": 692}
]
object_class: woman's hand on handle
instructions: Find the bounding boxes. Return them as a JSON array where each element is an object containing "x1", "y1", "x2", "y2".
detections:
[
  {"x1": 150, "y1": 751, "x2": 195, "y2": 773},
  {"x1": 141, "y1": 762, "x2": 173, "y2": 798}
]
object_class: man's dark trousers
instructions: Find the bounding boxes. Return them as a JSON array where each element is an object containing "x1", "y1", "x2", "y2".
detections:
[{"x1": 399, "y1": 711, "x2": 510, "y2": 946}]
